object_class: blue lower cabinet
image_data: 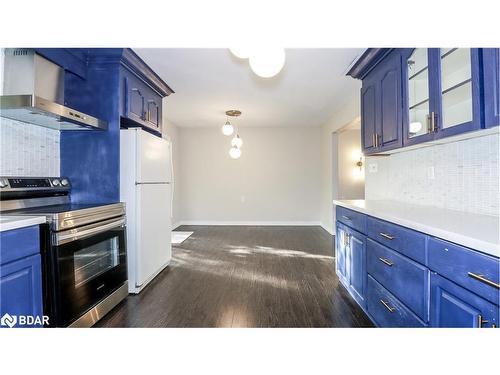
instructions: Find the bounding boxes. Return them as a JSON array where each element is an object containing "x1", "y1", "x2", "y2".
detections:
[
  {"x1": 346, "y1": 227, "x2": 366, "y2": 309},
  {"x1": 0, "y1": 254, "x2": 43, "y2": 328},
  {"x1": 366, "y1": 275, "x2": 425, "y2": 327},
  {"x1": 430, "y1": 273, "x2": 499, "y2": 328},
  {"x1": 335, "y1": 222, "x2": 366, "y2": 309}
]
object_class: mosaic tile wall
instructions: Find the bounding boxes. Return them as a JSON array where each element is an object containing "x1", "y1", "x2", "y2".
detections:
[
  {"x1": 365, "y1": 133, "x2": 499, "y2": 216},
  {"x1": 0, "y1": 117, "x2": 60, "y2": 177}
]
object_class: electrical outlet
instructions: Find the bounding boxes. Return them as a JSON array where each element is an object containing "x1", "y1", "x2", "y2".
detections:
[
  {"x1": 428, "y1": 166, "x2": 435, "y2": 179},
  {"x1": 368, "y1": 163, "x2": 378, "y2": 173}
]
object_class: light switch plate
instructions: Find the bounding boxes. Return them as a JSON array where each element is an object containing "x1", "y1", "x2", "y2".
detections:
[{"x1": 368, "y1": 163, "x2": 378, "y2": 173}]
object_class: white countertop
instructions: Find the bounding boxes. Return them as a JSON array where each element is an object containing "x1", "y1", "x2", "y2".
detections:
[
  {"x1": 333, "y1": 200, "x2": 500, "y2": 258},
  {"x1": 0, "y1": 215, "x2": 46, "y2": 232}
]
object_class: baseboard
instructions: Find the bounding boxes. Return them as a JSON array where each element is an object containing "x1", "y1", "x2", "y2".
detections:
[
  {"x1": 174, "y1": 220, "x2": 323, "y2": 227},
  {"x1": 320, "y1": 222, "x2": 334, "y2": 235}
]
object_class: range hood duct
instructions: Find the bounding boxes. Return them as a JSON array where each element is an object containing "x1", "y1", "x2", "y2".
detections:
[{"x1": 0, "y1": 49, "x2": 107, "y2": 131}]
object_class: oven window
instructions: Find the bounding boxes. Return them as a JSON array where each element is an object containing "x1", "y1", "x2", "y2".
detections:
[{"x1": 74, "y1": 236, "x2": 119, "y2": 287}]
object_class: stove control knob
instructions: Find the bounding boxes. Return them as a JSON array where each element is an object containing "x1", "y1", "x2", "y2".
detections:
[
  {"x1": 0, "y1": 179, "x2": 8, "y2": 188},
  {"x1": 52, "y1": 179, "x2": 61, "y2": 186},
  {"x1": 61, "y1": 178, "x2": 69, "y2": 187}
]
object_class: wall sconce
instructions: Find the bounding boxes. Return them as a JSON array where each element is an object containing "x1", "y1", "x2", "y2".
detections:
[{"x1": 356, "y1": 156, "x2": 363, "y2": 171}]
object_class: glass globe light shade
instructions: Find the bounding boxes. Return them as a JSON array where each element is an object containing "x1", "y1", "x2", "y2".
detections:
[
  {"x1": 229, "y1": 47, "x2": 252, "y2": 59},
  {"x1": 222, "y1": 121, "x2": 234, "y2": 136},
  {"x1": 229, "y1": 146, "x2": 241, "y2": 159},
  {"x1": 231, "y1": 134, "x2": 243, "y2": 148},
  {"x1": 249, "y1": 48, "x2": 286, "y2": 78},
  {"x1": 409, "y1": 121, "x2": 422, "y2": 134}
]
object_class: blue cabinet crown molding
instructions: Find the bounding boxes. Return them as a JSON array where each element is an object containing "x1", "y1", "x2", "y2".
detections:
[
  {"x1": 87, "y1": 48, "x2": 174, "y2": 97},
  {"x1": 346, "y1": 48, "x2": 393, "y2": 79}
]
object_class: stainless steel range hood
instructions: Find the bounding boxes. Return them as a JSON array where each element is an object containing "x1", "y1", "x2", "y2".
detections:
[{"x1": 0, "y1": 49, "x2": 107, "y2": 131}]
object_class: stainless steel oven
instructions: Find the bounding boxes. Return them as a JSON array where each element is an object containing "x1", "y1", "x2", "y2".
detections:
[{"x1": 0, "y1": 176, "x2": 128, "y2": 327}]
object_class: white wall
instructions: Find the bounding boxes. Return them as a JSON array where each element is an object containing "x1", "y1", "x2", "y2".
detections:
[
  {"x1": 319, "y1": 92, "x2": 362, "y2": 233},
  {"x1": 365, "y1": 133, "x2": 499, "y2": 216},
  {"x1": 337, "y1": 129, "x2": 365, "y2": 200},
  {"x1": 177, "y1": 126, "x2": 322, "y2": 224}
]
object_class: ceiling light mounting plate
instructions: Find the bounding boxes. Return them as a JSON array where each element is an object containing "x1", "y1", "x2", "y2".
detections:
[{"x1": 225, "y1": 110, "x2": 242, "y2": 117}]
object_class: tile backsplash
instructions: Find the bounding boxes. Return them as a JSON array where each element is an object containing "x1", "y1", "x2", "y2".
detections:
[
  {"x1": 365, "y1": 133, "x2": 499, "y2": 216},
  {"x1": 0, "y1": 117, "x2": 60, "y2": 177}
]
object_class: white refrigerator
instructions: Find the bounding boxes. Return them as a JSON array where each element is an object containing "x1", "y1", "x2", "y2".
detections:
[{"x1": 120, "y1": 128, "x2": 173, "y2": 294}]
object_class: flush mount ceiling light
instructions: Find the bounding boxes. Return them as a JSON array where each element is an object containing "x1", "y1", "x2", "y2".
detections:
[
  {"x1": 249, "y1": 48, "x2": 286, "y2": 78},
  {"x1": 229, "y1": 47, "x2": 252, "y2": 59}
]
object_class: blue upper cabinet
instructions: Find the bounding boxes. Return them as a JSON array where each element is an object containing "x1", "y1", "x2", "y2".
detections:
[
  {"x1": 349, "y1": 48, "x2": 498, "y2": 153},
  {"x1": 403, "y1": 48, "x2": 482, "y2": 146},
  {"x1": 359, "y1": 49, "x2": 403, "y2": 155},
  {"x1": 482, "y1": 48, "x2": 500, "y2": 128},
  {"x1": 118, "y1": 49, "x2": 173, "y2": 136}
]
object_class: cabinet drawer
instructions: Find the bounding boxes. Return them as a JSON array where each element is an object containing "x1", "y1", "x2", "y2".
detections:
[
  {"x1": 366, "y1": 275, "x2": 425, "y2": 327},
  {"x1": 336, "y1": 206, "x2": 366, "y2": 234},
  {"x1": 367, "y1": 239, "x2": 429, "y2": 321},
  {"x1": 428, "y1": 237, "x2": 499, "y2": 305},
  {"x1": 0, "y1": 225, "x2": 40, "y2": 266},
  {"x1": 367, "y1": 216, "x2": 426, "y2": 264}
]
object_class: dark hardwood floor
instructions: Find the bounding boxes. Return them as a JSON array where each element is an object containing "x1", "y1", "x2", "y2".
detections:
[{"x1": 97, "y1": 225, "x2": 373, "y2": 328}]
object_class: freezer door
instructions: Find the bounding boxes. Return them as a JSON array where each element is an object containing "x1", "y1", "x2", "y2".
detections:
[
  {"x1": 136, "y1": 129, "x2": 172, "y2": 183},
  {"x1": 135, "y1": 183, "x2": 172, "y2": 287}
]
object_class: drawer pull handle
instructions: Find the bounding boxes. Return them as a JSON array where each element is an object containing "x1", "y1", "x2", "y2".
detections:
[
  {"x1": 379, "y1": 257, "x2": 394, "y2": 267},
  {"x1": 477, "y1": 315, "x2": 489, "y2": 328},
  {"x1": 379, "y1": 232, "x2": 395, "y2": 240},
  {"x1": 467, "y1": 272, "x2": 500, "y2": 289},
  {"x1": 380, "y1": 300, "x2": 396, "y2": 313},
  {"x1": 342, "y1": 215, "x2": 351, "y2": 221}
]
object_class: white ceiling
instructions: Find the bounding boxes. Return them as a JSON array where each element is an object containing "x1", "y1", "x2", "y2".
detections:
[{"x1": 134, "y1": 48, "x2": 364, "y2": 128}]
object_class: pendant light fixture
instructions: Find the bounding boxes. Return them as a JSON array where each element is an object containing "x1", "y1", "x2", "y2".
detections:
[
  {"x1": 221, "y1": 120, "x2": 234, "y2": 136},
  {"x1": 223, "y1": 110, "x2": 243, "y2": 159},
  {"x1": 231, "y1": 134, "x2": 243, "y2": 148},
  {"x1": 229, "y1": 145, "x2": 242, "y2": 159}
]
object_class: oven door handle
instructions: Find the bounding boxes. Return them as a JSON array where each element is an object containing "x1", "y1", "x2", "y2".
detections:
[{"x1": 54, "y1": 217, "x2": 126, "y2": 246}]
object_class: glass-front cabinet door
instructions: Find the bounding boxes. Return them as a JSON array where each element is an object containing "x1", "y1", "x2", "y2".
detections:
[
  {"x1": 403, "y1": 48, "x2": 435, "y2": 145},
  {"x1": 436, "y1": 48, "x2": 481, "y2": 136},
  {"x1": 403, "y1": 48, "x2": 481, "y2": 146}
]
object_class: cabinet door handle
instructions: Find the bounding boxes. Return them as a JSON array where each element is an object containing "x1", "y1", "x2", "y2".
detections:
[
  {"x1": 379, "y1": 232, "x2": 395, "y2": 240},
  {"x1": 380, "y1": 300, "x2": 396, "y2": 313},
  {"x1": 467, "y1": 272, "x2": 500, "y2": 289},
  {"x1": 376, "y1": 134, "x2": 380, "y2": 148},
  {"x1": 431, "y1": 111, "x2": 438, "y2": 132},
  {"x1": 372, "y1": 134, "x2": 376, "y2": 148},
  {"x1": 379, "y1": 257, "x2": 394, "y2": 267},
  {"x1": 477, "y1": 315, "x2": 489, "y2": 328},
  {"x1": 342, "y1": 215, "x2": 351, "y2": 221}
]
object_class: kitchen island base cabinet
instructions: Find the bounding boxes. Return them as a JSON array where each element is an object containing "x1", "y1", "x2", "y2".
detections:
[{"x1": 430, "y1": 273, "x2": 499, "y2": 328}]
